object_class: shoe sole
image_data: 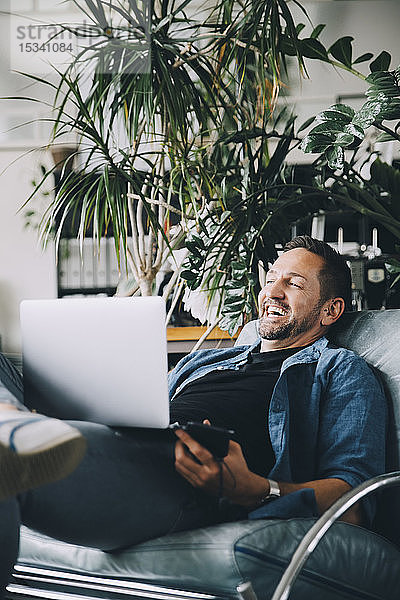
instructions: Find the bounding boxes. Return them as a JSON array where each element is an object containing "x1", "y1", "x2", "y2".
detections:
[{"x1": 0, "y1": 434, "x2": 87, "y2": 501}]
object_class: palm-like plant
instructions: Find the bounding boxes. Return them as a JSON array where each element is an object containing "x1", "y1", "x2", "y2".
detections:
[
  {"x1": 23, "y1": 0, "x2": 393, "y2": 335},
  {"x1": 22, "y1": 0, "x2": 310, "y2": 301}
]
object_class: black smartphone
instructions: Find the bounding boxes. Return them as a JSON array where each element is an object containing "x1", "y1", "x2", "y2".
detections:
[{"x1": 171, "y1": 421, "x2": 234, "y2": 459}]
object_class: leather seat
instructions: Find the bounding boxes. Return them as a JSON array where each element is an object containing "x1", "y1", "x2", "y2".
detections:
[{"x1": 7, "y1": 310, "x2": 400, "y2": 600}]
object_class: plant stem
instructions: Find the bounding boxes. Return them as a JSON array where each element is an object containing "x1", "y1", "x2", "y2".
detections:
[
  {"x1": 329, "y1": 60, "x2": 366, "y2": 80},
  {"x1": 165, "y1": 279, "x2": 184, "y2": 326},
  {"x1": 190, "y1": 316, "x2": 222, "y2": 353},
  {"x1": 374, "y1": 122, "x2": 400, "y2": 142},
  {"x1": 162, "y1": 249, "x2": 188, "y2": 302}
]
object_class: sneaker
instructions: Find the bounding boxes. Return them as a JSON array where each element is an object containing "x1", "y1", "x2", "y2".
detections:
[{"x1": 0, "y1": 412, "x2": 86, "y2": 501}]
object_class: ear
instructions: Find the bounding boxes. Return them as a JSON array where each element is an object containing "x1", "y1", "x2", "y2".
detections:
[{"x1": 320, "y1": 297, "x2": 345, "y2": 327}]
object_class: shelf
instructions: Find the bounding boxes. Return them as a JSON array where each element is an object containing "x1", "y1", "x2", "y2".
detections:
[{"x1": 167, "y1": 326, "x2": 237, "y2": 354}]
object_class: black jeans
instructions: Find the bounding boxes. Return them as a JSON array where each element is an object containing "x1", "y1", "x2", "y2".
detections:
[{"x1": 0, "y1": 354, "x2": 222, "y2": 592}]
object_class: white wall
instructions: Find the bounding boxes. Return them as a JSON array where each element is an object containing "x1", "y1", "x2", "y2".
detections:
[
  {"x1": 0, "y1": 1, "x2": 74, "y2": 352},
  {"x1": 282, "y1": 1, "x2": 400, "y2": 162},
  {"x1": 0, "y1": 150, "x2": 57, "y2": 353},
  {"x1": 0, "y1": 1, "x2": 399, "y2": 352},
  {"x1": 289, "y1": 1, "x2": 400, "y2": 105}
]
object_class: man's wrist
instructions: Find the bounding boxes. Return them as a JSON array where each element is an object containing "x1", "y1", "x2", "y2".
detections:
[
  {"x1": 258, "y1": 479, "x2": 280, "y2": 504},
  {"x1": 247, "y1": 478, "x2": 281, "y2": 508},
  {"x1": 238, "y1": 476, "x2": 280, "y2": 508}
]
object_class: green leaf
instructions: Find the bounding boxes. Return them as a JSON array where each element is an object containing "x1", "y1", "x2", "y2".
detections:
[
  {"x1": 224, "y1": 298, "x2": 246, "y2": 311},
  {"x1": 297, "y1": 116, "x2": 316, "y2": 133},
  {"x1": 380, "y1": 99, "x2": 400, "y2": 121},
  {"x1": 316, "y1": 104, "x2": 354, "y2": 124},
  {"x1": 326, "y1": 146, "x2": 344, "y2": 170},
  {"x1": 370, "y1": 159, "x2": 400, "y2": 199},
  {"x1": 385, "y1": 258, "x2": 400, "y2": 274},
  {"x1": 389, "y1": 273, "x2": 400, "y2": 289},
  {"x1": 308, "y1": 122, "x2": 347, "y2": 135},
  {"x1": 367, "y1": 86, "x2": 399, "y2": 102},
  {"x1": 370, "y1": 51, "x2": 392, "y2": 72},
  {"x1": 366, "y1": 71, "x2": 398, "y2": 95},
  {"x1": 190, "y1": 234, "x2": 206, "y2": 249},
  {"x1": 224, "y1": 286, "x2": 245, "y2": 298},
  {"x1": 352, "y1": 100, "x2": 388, "y2": 128},
  {"x1": 299, "y1": 38, "x2": 330, "y2": 62},
  {"x1": 225, "y1": 279, "x2": 246, "y2": 290},
  {"x1": 279, "y1": 36, "x2": 297, "y2": 57},
  {"x1": 219, "y1": 309, "x2": 244, "y2": 337},
  {"x1": 247, "y1": 273, "x2": 258, "y2": 286},
  {"x1": 344, "y1": 122, "x2": 365, "y2": 140},
  {"x1": 186, "y1": 241, "x2": 202, "y2": 257},
  {"x1": 180, "y1": 270, "x2": 197, "y2": 281},
  {"x1": 311, "y1": 24, "x2": 326, "y2": 39},
  {"x1": 328, "y1": 36, "x2": 353, "y2": 68},
  {"x1": 244, "y1": 301, "x2": 253, "y2": 314},
  {"x1": 231, "y1": 261, "x2": 248, "y2": 278},
  {"x1": 334, "y1": 132, "x2": 355, "y2": 147},
  {"x1": 301, "y1": 134, "x2": 334, "y2": 154},
  {"x1": 353, "y1": 52, "x2": 374, "y2": 65},
  {"x1": 221, "y1": 306, "x2": 243, "y2": 319},
  {"x1": 219, "y1": 211, "x2": 232, "y2": 224}
]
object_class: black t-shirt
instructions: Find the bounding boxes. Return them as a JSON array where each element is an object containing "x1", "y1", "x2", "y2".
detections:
[{"x1": 170, "y1": 347, "x2": 299, "y2": 477}]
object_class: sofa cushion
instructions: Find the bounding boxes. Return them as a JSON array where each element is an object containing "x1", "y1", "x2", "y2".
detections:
[{"x1": 16, "y1": 518, "x2": 400, "y2": 600}]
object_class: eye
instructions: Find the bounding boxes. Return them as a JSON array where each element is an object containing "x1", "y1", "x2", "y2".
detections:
[{"x1": 289, "y1": 281, "x2": 302, "y2": 288}]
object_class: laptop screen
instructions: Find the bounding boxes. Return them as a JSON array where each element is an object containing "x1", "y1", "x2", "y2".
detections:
[{"x1": 20, "y1": 297, "x2": 170, "y2": 428}]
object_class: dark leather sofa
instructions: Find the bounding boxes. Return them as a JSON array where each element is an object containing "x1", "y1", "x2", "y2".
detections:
[{"x1": 6, "y1": 310, "x2": 400, "y2": 600}]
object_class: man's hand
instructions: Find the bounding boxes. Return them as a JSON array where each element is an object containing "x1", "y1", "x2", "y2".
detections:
[
  {"x1": 174, "y1": 425, "x2": 362, "y2": 523},
  {"x1": 174, "y1": 427, "x2": 269, "y2": 507}
]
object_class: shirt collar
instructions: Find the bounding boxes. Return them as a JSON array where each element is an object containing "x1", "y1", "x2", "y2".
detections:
[{"x1": 250, "y1": 321, "x2": 329, "y2": 370}]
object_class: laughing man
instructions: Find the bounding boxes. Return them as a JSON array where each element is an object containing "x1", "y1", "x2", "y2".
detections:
[{"x1": 0, "y1": 235, "x2": 387, "y2": 592}]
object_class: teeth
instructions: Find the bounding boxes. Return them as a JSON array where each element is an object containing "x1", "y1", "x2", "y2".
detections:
[{"x1": 267, "y1": 306, "x2": 287, "y2": 316}]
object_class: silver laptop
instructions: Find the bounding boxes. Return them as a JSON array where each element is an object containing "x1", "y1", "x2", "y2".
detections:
[{"x1": 20, "y1": 297, "x2": 170, "y2": 428}]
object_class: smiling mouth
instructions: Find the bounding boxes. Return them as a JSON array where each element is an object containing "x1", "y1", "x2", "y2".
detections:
[{"x1": 263, "y1": 304, "x2": 289, "y2": 318}]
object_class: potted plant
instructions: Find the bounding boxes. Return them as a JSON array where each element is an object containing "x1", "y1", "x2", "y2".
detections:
[
  {"x1": 19, "y1": 0, "x2": 308, "y2": 299},
  {"x1": 18, "y1": 0, "x2": 400, "y2": 337},
  {"x1": 18, "y1": 1, "x2": 345, "y2": 310}
]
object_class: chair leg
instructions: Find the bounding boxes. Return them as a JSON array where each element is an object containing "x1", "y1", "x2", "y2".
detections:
[{"x1": 236, "y1": 581, "x2": 259, "y2": 600}]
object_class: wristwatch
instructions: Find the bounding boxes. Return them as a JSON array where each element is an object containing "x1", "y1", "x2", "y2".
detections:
[{"x1": 259, "y1": 479, "x2": 281, "y2": 504}]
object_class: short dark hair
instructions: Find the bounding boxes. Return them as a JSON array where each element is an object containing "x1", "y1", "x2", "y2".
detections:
[{"x1": 283, "y1": 235, "x2": 352, "y2": 310}]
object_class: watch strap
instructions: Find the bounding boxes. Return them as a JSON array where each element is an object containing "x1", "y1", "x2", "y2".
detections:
[{"x1": 259, "y1": 478, "x2": 280, "y2": 504}]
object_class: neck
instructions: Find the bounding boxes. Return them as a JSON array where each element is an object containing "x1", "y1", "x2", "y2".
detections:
[{"x1": 260, "y1": 330, "x2": 325, "y2": 352}]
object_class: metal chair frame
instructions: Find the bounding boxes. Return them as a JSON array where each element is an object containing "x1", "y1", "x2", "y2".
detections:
[{"x1": 271, "y1": 471, "x2": 400, "y2": 600}]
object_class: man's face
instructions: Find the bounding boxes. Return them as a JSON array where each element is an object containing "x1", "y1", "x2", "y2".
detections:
[{"x1": 258, "y1": 248, "x2": 328, "y2": 348}]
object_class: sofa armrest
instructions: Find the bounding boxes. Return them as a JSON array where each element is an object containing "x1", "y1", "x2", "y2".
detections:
[{"x1": 272, "y1": 471, "x2": 400, "y2": 600}]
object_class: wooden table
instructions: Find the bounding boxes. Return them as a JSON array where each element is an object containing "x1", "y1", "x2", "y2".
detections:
[{"x1": 167, "y1": 326, "x2": 237, "y2": 354}]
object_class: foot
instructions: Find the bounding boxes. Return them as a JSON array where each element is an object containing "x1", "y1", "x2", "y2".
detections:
[{"x1": 0, "y1": 412, "x2": 86, "y2": 500}]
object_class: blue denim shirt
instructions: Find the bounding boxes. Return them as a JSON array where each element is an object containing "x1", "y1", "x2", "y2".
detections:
[{"x1": 168, "y1": 335, "x2": 387, "y2": 524}]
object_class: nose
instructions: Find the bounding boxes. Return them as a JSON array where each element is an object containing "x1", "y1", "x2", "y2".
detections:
[
  {"x1": 259, "y1": 278, "x2": 285, "y2": 312},
  {"x1": 262, "y1": 278, "x2": 285, "y2": 299}
]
